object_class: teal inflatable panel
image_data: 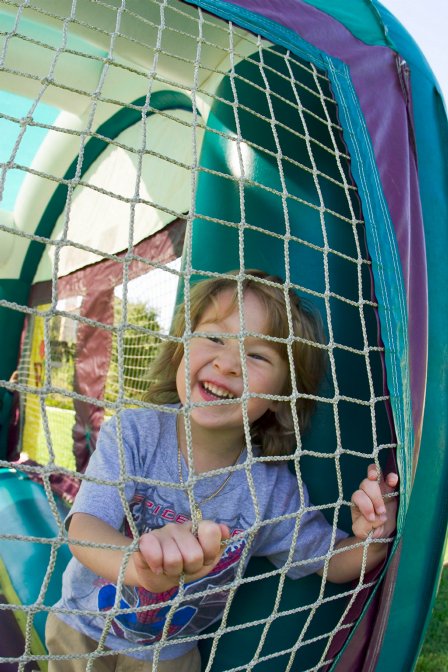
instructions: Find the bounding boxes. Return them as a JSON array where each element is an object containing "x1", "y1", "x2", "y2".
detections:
[
  {"x1": 190, "y1": 46, "x2": 395, "y2": 671},
  {"x1": 0, "y1": 469, "x2": 71, "y2": 646}
]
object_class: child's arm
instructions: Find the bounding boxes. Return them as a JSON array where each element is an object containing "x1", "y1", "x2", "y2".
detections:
[
  {"x1": 318, "y1": 465, "x2": 399, "y2": 584},
  {"x1": 68, "y1": 512, "x2": 229, "y2": 593}
]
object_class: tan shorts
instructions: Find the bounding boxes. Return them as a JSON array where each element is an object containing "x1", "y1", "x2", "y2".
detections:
[{"x1": 45, "y1": 612, "x2": 201, "y2": 672}]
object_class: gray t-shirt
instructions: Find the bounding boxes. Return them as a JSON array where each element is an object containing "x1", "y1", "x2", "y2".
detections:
[{"x1": 54, "y1": 407, "x2": 347, "y2": 661}]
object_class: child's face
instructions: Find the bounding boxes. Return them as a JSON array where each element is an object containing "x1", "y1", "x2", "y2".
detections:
[{"x1": 176, "y1": 289, "x2": 289, "y2": 438}]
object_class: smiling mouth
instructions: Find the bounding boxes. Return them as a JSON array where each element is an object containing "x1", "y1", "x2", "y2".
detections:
[{"x1": 201, "y1": 382, "x2": 236, "y2": 400}]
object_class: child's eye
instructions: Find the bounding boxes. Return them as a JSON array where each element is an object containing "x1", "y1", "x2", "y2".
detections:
[
  {"x1": 248, "y1": 352, "x2": 270, "y2": 362},
  {"x1": 207, "y1": 336, "x2": 223, "y2": 345}
]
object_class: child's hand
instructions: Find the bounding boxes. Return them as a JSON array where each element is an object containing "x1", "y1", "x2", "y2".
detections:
[
  {"x1": 351, "y1": 464, "x2": 399, "y2": 540},
  {"x1": 133, "y1": 520, "x2": 230, "y2": 591}
]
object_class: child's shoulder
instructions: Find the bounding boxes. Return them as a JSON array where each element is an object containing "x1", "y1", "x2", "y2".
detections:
[
  {"x1": 98, "y1": 405, "x2": 179, "y2": 466},
  {"x1": 104, "y1": 405, "x2": 179, "y2": 438}
]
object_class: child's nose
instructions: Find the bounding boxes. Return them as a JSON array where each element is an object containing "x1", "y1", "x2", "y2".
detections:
[{"x1": 213, "y1": 344, "x2": 241, "y2": 375}]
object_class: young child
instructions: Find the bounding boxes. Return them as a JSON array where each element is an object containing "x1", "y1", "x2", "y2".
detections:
[{"x1": 46, "y1": 270, "x2": 399, "y2": 671}]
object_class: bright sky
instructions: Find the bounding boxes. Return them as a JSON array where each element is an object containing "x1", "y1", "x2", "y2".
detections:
[
  {"x1": 380, "y1": 0, "x2": 448, "y2": 103},
  {"x1": 114, "y1": 258, "x2": 182, "y2": 333}
]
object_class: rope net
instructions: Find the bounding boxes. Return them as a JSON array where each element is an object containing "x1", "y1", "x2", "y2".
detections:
[{"x1": 0, "y1": 1, "x2": 397, "y2": 670}]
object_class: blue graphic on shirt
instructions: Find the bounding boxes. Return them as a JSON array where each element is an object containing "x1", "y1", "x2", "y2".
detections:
[{"x1": 98, "y1": 583, "x2": 196, "y2": 643}]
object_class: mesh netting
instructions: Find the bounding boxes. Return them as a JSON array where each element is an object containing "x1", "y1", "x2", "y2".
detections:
[
  {"x1": 19, "y1": 299, "x2": 78, "y2": 470},
  {"x1": 0, "y1": 1, "x2": 398, "y2": 670}
]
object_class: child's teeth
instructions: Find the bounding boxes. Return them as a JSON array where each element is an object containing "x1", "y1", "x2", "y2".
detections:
[{"x1": 203, "y1": 383, "x2": 234, "y2": 399}]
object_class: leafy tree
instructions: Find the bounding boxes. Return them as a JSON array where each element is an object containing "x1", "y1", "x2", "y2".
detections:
[{"x1": 105, "y1": 298, "x2": 163, "y2": 403}]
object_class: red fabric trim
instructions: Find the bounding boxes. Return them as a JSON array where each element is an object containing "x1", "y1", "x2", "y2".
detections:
[
  {"x1": 60, "y1": 218, "x2": 186, "y2": 472},
  {"x1": 14, "y1": 456, "x2": 80, "y2": 505}
]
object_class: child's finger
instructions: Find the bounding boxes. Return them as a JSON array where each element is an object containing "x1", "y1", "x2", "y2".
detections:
[
  {"x1": 367, "y1": 463, "x2": 380, "y2": 481},
  {"x1": 197, "y1": 521, "x2": 225, "y2": 566},
  {"x1": 174, "y1": 531, "x2": 206, "y2": 575},
  {"x1": 159, "y1": 536, "x2": 185, "y2": 577},
  {"x1": 358, "y1": 478, "x2": 387, "y2": 517},
  {"x1": 219, "y1": 524, "x2": 231, "y2": 541},
  {"x1": 384, "y1": 472, "x2": 399, "y2": 490},
  {"x1": 138, "y1": 532, "x2": 164, "y2": 575},
  {"x1": 352, "y1": 516, "x2": 384, "y2": 540},
  {"x1": 367, "y1": 464, "x2": 399, "y2": 492},
  {"x1": 352, "y1": 488, "x2": 376, "y2": 522}
]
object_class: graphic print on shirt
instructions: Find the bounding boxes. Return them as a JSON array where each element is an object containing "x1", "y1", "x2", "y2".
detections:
[{"x1": 97, "y1": 487, "x2": 250, "y2": 644}]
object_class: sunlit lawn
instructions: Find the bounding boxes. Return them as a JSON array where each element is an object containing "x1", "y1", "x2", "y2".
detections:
[
  {"x1": 416, "y1": 545, "x2": 448, "y2": 671},
  {"x1": 34, "y1": 406, "x2": 76, "y2": 470}
]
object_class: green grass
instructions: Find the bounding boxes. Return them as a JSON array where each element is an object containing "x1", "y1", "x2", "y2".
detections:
[
  {"x1": 35, "y1": 406, "x2": 76, "y2": 470},
  {"x1": 415, "y1": 545, "x2": 448, "y2": 672}
]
